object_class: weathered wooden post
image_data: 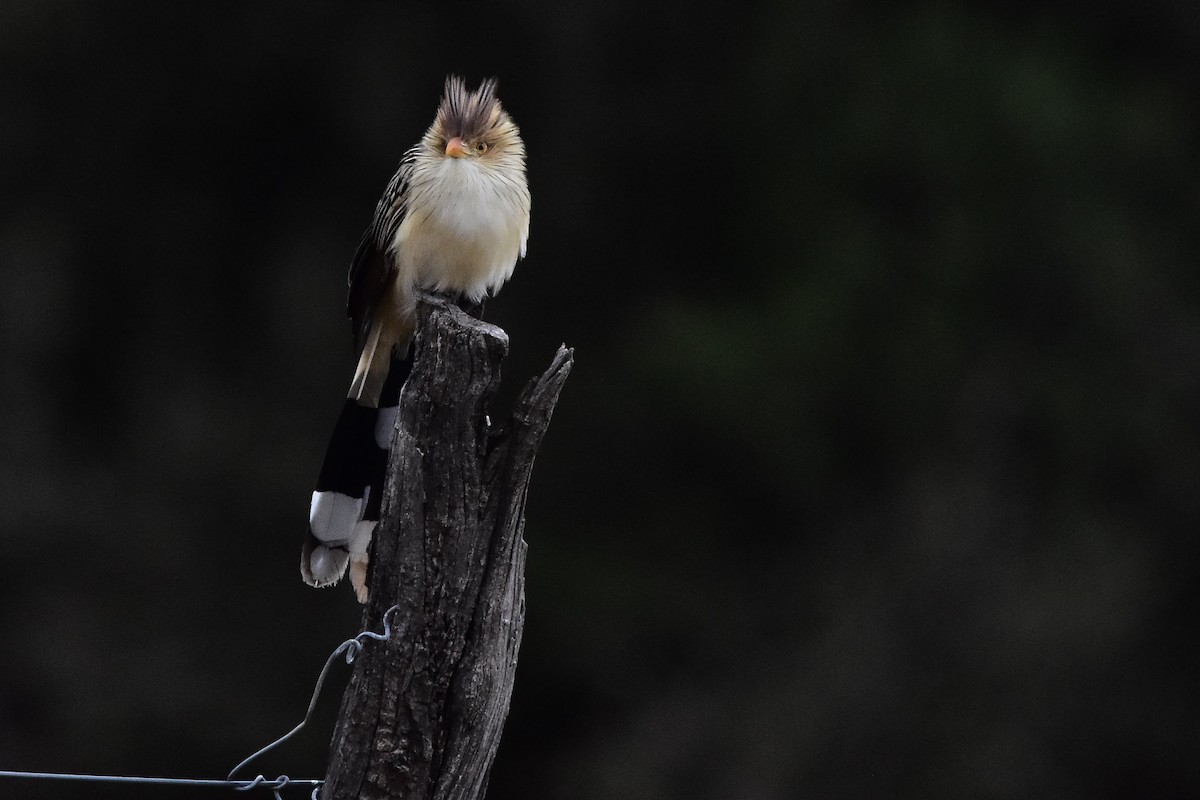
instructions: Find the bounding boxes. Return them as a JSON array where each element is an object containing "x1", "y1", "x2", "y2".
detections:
[{"x1": 319, "y1": 292, "x2": 571, "y2": 800}]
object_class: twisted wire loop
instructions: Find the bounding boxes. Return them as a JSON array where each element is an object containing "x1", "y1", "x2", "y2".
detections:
[
  {"x1": 233, "y1": 773, "x2": 296, "y2": 800},
  {"x1": 227, "y1": 604, "x2": 404, "y2": 782}
]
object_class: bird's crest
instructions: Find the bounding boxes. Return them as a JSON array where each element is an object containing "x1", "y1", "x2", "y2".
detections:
[{"x1": 435, "y1": 75, "x2": 508, "y2": 141}]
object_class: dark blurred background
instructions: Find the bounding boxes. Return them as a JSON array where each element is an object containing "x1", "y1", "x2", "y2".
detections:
[{"x1": 1, "y1": 2, "x2": 1197, "y2": 798}]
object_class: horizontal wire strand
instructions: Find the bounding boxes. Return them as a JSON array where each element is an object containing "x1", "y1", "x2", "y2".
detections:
[
  {"x1": 0, "y1": 603, "x2": 404, "y2": 800},
  {"x1": 0, "y1": 771, "x2": 320, "y2": 799},
  {"x1": 0, "y1": 771, "x2": 317, "y2": 786}
]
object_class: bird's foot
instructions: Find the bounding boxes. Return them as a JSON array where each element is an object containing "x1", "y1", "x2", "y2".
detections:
[{"x1": 443, "y1": 290, "x2": 486, "y2": 320}]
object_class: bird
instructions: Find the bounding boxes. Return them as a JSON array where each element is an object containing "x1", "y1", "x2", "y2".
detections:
[{"x1": 302, "y1": 76, "x2": 530, "y2": 602}]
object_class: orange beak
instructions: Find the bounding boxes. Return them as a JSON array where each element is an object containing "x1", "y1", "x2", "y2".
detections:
[{"x1": 445, "y1": 136, "x2": 466, "y2": 158}]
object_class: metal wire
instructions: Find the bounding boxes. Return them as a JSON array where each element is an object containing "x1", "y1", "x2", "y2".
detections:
[
  {"x1": 0, "y1": 771, "x2": 320, "y2": 799},
  {"x1": 226, "y1": 604, "x2": 404, "y2": 781},
  {"x1": 0, "y1": 604, "x2": 404, "y2": 800}
]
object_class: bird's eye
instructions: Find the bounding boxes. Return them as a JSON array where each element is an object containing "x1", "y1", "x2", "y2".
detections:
[{"x1": 475, "y1": 141, "x2": 489, "y2": 154}]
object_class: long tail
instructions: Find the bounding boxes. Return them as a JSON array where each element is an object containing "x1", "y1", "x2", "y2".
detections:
[{"x1": 302, "y1": 315, "x2": 413, "y2": 601}]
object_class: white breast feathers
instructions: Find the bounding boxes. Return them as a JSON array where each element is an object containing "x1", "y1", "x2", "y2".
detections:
[{"x1": 395, "y1": 156, "x2": 530, "y2": 303}]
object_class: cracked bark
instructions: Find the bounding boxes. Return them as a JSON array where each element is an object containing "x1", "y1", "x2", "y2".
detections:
[{"x1": 320, "y1": 292, "x2": 572, "y2": 800}]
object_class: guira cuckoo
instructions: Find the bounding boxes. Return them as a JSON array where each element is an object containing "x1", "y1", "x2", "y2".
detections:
[{"x1": 302, "y1": 76, "x2": 530, "y2": 601}]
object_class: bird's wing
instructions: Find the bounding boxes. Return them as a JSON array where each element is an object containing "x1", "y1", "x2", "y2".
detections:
[
  {"x1": 347, "y1": 234, "x2": 392, "y2": 355},
  {"x1": 347, "y1": 151, "x2": 416, "y2": 352}
]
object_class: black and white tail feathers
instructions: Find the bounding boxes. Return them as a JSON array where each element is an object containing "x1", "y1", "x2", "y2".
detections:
[{"x1": 302, "y1": 345, "x2": 411, "y2": 600}]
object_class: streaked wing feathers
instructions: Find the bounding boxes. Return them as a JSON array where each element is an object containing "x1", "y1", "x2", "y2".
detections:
[{"x1": 346, "y1": 149, "x2": 416, "y2": 350}]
